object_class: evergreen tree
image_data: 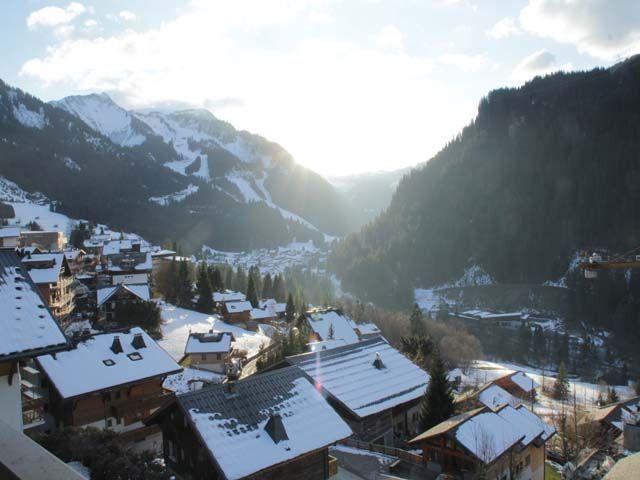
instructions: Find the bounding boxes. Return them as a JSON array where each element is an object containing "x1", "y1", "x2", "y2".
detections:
[
  {"x1": 553, "y1": 362, "x2": 569, "y2": 401},
  {"x1": 246, "y1": 274, "x2": 259, "y2": 308},
  {"x1": 166, "y1": 259, "x2": 178, "y2": 304},
  {"x1": 409, "y1": 303, "x2": 425, "y2": 337},
  {"x1": 176, "y1": 260, "x2": 193, "y2": 307},
  {"x1": 273, "y1": 274, "x2": 286, "y2": 302},
  {"x1": 224, "y1": 268, "x2": 233, "y2": 292},
  {"x1": 234, "y1": 267, "x2": 247, "y2": 294},
  {"x1": 328, "y1": 322, "x2": 335, "y2": 339},
  {"x1": 262, "y1": 273, "x2": 273, "y2": 299},
  {"x1": 517, "y1": 323, "x2": 532, "y2": 363},
  {"x1": 417, "y1": 349, "x2": 455, "y2": 432},
  {"x1": 285, "y1": 292, "x2": 296, "y2": 324},
  {"x1": 607, "y1": 386, "x2": 619, "y2": 404},
  {"x1": 213, "y1": 268, "x2": 224, "y2": 291},
  {"x1": 249, "y1": 266, "x2": 262, "y2": 298},
  {"x1": 195, "y1": 263, "x2": 214, "y2": 313}
]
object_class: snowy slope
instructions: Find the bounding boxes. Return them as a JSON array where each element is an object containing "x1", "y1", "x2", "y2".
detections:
[{"x1": 52, "y1": 93, "x2": 147, "y2": 147}]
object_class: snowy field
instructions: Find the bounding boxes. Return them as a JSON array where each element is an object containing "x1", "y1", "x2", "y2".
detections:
[
  {"x1": 159, "y1": 303, "x2": 271, "y2": 360},
  {"x1": 6, "y1": 202, "x2": 74, "y2": 234},
  {"x1": 464, "y1": 359, "x2": 635, "y2": 417}
]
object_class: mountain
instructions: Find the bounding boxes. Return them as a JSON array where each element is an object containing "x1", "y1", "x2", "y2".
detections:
[
  {"x1": 329, "y1": 56, "x2": 640, "y2": 307},
  {"x1": 0, "y1": 79, "x2": 352, "y2": 251},
  {"x1": 329, "y1": 167, "x2": 412, "y2": 228}
]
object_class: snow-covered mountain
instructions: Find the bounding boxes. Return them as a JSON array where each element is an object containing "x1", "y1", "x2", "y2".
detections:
[
  {"x1": 0, "y1": 79, "x2": 352, "y2": 252},
  {"x1": 49, "y1": 92, "x2": 350, "y2": 237}
]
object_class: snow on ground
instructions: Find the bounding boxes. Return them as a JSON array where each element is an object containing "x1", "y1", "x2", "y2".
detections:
[
  {"x1": 163, "y1": 367, "x2": 224, "y2": 394},
  {"x1": 414, "y1": 265, "x2": 494, "y2": 311},
  {"x1": 6, "y1": 202, "x2": 74, "y2": 235},
  {"x1": 543, "y1": 250, "x2": 582, "y2": 288},
  {"x1": 330, "y1": 445, "x2": 396, "y2": 465},
  {"x1": 0, "y1": 176, "x2": 47, "y2": 203},
  {"x1": 12, "y1": 100, "x2": 47, "y2": 129},
  {"x1": 159, "y1": 303, "x2": 270, "y2": 360},
  {"x1": 465, "y1": 359, "x2": 635, "y2": 416},
  {"x1": 149, "y1": 184, "x2": 199, "y2": 206}
]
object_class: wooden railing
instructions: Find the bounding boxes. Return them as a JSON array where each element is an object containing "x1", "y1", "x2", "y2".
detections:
[{"x1": 340, "y1": 438, "x2": 424, "y2": 466}]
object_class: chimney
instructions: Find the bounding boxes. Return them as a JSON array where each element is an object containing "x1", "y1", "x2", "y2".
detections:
[
  {"x1": 265, "y1": 414, "x2": 289, "y2": 444},
  {"x1": 131, "y1": 333, "x2": 146, "y2": 349},
  {"x1": 372, "y1": 352, "x2": 385, "y2": 370},
  {"x1": 111, "y1": 336, "x2": 123, "y2": 354}
]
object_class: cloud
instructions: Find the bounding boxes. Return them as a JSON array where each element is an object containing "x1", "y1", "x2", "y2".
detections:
[
  {"x1": 511, "y1": 49, "x2": 572, "y2": 81},
  {"x1": 378, "y1": 24, "x2": 404, "y2": 50},
  {"x1": 520, "y1": 0, "x2": 640, "y2": 61},
  {"x1": 438, "y1": 52, "x2": 489, "y2": 71},
  {"x1": 486, "y1": 17, "x2": 520, "y2": 39},
  {"x1": 119, "y1": 10, "x2": 137, "y2": 21},
  {"x1": 27, "y1": 2, "x2": 86, "y2": 30},
  {"x1": 84, "y1": 19, "x2": 97, "y2": 28},
  {"x1": 203, "y1": 97, "x2": 246, "y2": 111}
]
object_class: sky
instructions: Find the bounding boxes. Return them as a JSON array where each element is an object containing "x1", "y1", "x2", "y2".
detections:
[{"x1": 2, "y1": 1, "x2": 640, "y2": 176}]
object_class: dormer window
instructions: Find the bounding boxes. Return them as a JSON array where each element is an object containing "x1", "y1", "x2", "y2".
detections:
[
  {"x1": 128, "y1": 352, "x2": 143, "y2": 361},
  {"x1": 103, "y1": 359, "x2": 115, "y2": 366}
]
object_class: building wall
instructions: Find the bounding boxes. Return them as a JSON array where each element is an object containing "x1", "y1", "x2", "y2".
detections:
[
  {"x1": 0, "y1": 364, "x2": 23, "y2": 431},
  {"x1": 112, "y1": 273, "x2": 148, "y2": 285},
  {"x1": 185, "y1": 353, "x2": 228, "y2": 374},
  {"x1": 0, "y1": 237, "x2": 19, "y2": 248}
]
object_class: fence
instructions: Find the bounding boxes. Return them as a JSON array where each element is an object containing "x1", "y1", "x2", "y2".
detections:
[{"x1": 340, "y1": 438, "x2": 423, "y2": 466}]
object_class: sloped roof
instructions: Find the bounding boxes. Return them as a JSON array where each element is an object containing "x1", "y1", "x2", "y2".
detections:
[
  {"x1": 478, "y1": 384, "x2": 519, "y2": 410},
  {"x1": 96, "y1": 283, "x2": 150, "y2": 307},
  {"x1": 0, "y1": 250, "x2": 68, "y2": 361},
  {"x1": 224, "y1": 301, "x2": 252, "y2": 313},
  {"x1": 250, "y1": 308, "x2": 275, "y2": 320},
  {"x1": 185, "y1": 332, "x2": 234, "y2": 354},
  {"x1": 508, "y1": 371, "x2": 540, "y2": 392},
  {"x1": 409, "y1": 407, "x2": 486, "y2": 444},
  {"x1": 213, "y1": 290, "x2": 246, "y2": 303},
  {"x1": 22, "y1": 253, "x2": 67, "y2": 284},
  {"x1": 286, "y1": 336, "x2": 429, "y2": 418},
  {"x1": 38, "y1": 327, "x2": 181, "y2": 398},
  {"x1": 0, "y1": 227, "x2": 20, "y2": 238},
  {"x1": 174, "y1": 366, "x2": 352, "y2": 480},
  {"x1": 305, "y1": 309, "x2": 360, "y2": 344}
]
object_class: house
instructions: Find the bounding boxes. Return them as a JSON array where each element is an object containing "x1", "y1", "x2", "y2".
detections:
[
  {"x1": 213, "y1": 290, "x2": 246, "y2": 310},
  {"x1": 221, "y1": 300, "x2": 252, "y2": 325},
  {"x1": 180, "y1": 331, "x2": 235, "y2": 374},
  {"x1": 491, "y1": 371, "x2": 539, "y2": 400},
  {"x1": 452, "y1": 310, "x2": 528, "y2": 331},
  {"x1": 150, "y1": 249, "x2": 176, "y2": 282},
  {"x1": 96, "y1": 283, "x2": 151, "y2": 322},
  {"x1": 302, "y1": 308, "x2": 360, "y2": 345},
  {"x1": 21, "y1": 253, "x2": 75, "y2": 321},
  {"x1": 585, "y1": 397, "x2": 640, "y2": 447},
  {"x1": 250, "y1": 307, "x2": 276, "y2": 324},
  {"x1": 20, "y1": 230, "x2": 67, "y2": 251},
  {"x1": 145, "y1": 366, "x2": 352, "y2": 479},
  {"x1": 0, "y1": 249, "x2": 68, "y2": 431},
  {"x1": 285, "y1": 336, "x2": 429, "y2": 445},
  {"x1": 409, "y1": 404, "x2": 555, "y2": 480},
  {"x1": 0, "y1": 227, "x2": 20, "y2": 248},
  {"x1": 37, "y1": 328, "x2": 181, "y2": 452},
  {"x1": 103, "y1": 251, "x2": 153, "y2": 285},
  {"x1": 350, "y1": 320, "x2": 382, "y2": 340},
  {"x1": 259, "y1": 299, "x2": 286, "y2": 319},
  {"x1": 457, "y1": 383, "x2": 520, "y2": 412}
]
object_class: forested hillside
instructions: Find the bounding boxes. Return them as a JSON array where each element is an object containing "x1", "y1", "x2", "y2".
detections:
[
  {"x1": 0, "y1": 80, "x2": 352, "y2": 251},
  {"x1": 330, "y1": 56, "x2": 640, "y2": 307}
]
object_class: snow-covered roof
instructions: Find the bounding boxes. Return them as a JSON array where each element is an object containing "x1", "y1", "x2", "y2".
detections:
[
  {"x1": 63, "y1": 249, "x2": 84, "y2": 261},
  {"x1": 0, "y1": 227, "x2": 20, "y2": 238},
  {"x1": 305, "y1": 309, "x2": 360, "y2": 344},
  {"x1": 151, "y1": 249, "x2": 176, "y2": 257},
  {"x1": 287, "y1": 337, "x2": 429, "y2": 418},
  {"x1": 102, "y1": 239, "x2": 132, "y2": 256},
  {"x1": 22, "y1": 253, "x2": 66, "y2": 284},
  {"x1": 0, "y1": 250, "x2": 68, "y2": 361},
  {"x1": 259, "y1": 298, "x2": 286, "y2": 314},
  {"x1": 37, "y1": 327, "x2": 181, "y2": 398},
  {"x1": 410, "y1": 405, "x2": 555, "y2": 464},
  {"x1": 213, "y1": 290, "x2": 246, "y2": 303},
  {"x1": 96, "y1": 283, "x2": 150, "y2": 307},
  {"x1": 353, "y1": 322, "x2": 381, "y2": 336},
  {"x1": 478, "y1": 384, "x2": 519, "y2": 410},
  {"x1": 184, "y1": 332, "x2": 233, "y2": 354},
  {"x1": 172, "y1": 366, "x2": 352, "y2": 480},
  {"x1": 250, "y1": 308, "x2": 275, "y2": 320},
  {"x1": 506, "y1": 371, "x2": 540, "y2": 392},
  {"x1": 225, "y1": 301, "x2": 252, "y2": 313},
  {"x1": 307, "y1": 339, "x2": 347, "y2": 352}
]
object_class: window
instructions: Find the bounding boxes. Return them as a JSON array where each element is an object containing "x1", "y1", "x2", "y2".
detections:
[
  {"x1": 103, "y1": 359, "x2": 115, "y2": 366},
  {"x1": 201, "y1": 353, "x2": 207, "y2": 361},
  {"x1": 216, "y1": 353, "x2": 222, "y2": 361},
  {"x1": 128, "y1": 352, "x2": 143, "y2": 361}
]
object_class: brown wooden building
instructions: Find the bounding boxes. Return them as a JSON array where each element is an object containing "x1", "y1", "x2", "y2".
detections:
[
  {"x1": 96, "y1": 283, "x2": 150, "y2": 322},
  {"x1": 145, "y1": 366, "x2": 352, "y2": 479},
  {"x1": 285, "y1": 337, "x2": 429, "y2": 445},
  {"x1": 491, "y1": 371, "x2": 539, "y2": 401},
  {"x1": 21, "y1": 252, "x2": 75, "y2": 322},
  {"x1": 37, "y1": 328, "x2": 181, "y2": 452},
  {"x1": 179, "y1": 331, "x2": 235, "y2": 374},
  {"x1": 221, "y1": 300, "x2": 252, "y2": 325},
  {"x1": 409, "y1": 405, "x2": 555, "y2": 480}
]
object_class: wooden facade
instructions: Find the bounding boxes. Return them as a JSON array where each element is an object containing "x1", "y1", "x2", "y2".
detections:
[{"x1": 153, "y1": 403, "x2": 332, "y2": 480}]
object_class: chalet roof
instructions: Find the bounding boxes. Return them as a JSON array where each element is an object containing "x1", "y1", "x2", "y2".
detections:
[
  {"x1": 478, "y1": 384, "x2": 519, "y2": 410},
  {"x1": 304, "y1": 308, "x2": 360, "y2": 344},
  {"x1": 102, "y1": 240, "x2": 132, "y2": 256},
  {"x1": 286, "y1": 336, "x2": 429, "y2": 419},
  {"x1": 213, "y1": 290, "x2": 246, "y2": 303},
  {"x1": 151, "y1": 249, "x2": 176, "y2": 257},
  {"x1": 185, "y1": 332, "x2": 234, "y2": 355},
  {"x1": 259, "y1": 299, "x2": 286, "y2": 314},
  {"x1": 37, "y1": 327, "x2": 181, "y2": 398},
  {"x1": 250, "y1": 308, "x2": 274, "y2": 320},
  {"x1": 0, "y1": 227, "x2": 20, "y2": 238},
  {"x1": 96, "y1": 283, "x2": 150, "y2": 307},
  {"x1": 493, "y1": 370, "x2": 539, "y2": 393},
  {"x1": 224, "y1": 301, "x2": 252, "y2": 313},
  {"x1": 172, "y1": 366, "x2": 352, "y2": 480},
  {"x1": 410, "y1": 405, "x2": 555, "y2": 465},
  {"x1": 22, "y1": 253, "x2": 67, "y2": 284},
  {"x1": 0, "y1": 250, "x2": 68, "y2": 361}
]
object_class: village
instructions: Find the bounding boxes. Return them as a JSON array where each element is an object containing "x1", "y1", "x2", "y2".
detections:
[{"x1": 0, "y1": 204, "x2": 639, "y2": 480}]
